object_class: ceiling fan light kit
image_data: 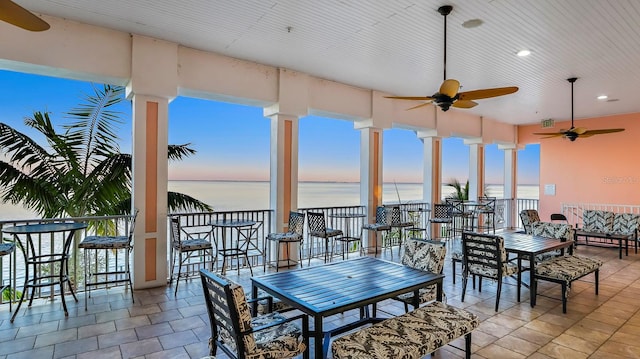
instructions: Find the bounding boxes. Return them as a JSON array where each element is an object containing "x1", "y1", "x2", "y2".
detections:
[
  {"x1": 385, "y1": 4, "x2": 518, "y2": 112},
  {"x1": 534, "y1": 77, "x2": 624, "y2": 141}
]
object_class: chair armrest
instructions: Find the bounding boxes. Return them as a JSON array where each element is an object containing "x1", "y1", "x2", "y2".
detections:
[
  {"x1": 244, "y1": 312, "x2": 309, "y2": 336},
  {"x1": 247, "y1": 296, "x2": 273, "y2": 314}
]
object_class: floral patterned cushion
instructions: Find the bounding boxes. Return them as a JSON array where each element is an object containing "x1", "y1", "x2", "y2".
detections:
[
  {"x1": 530, "y1": 222, "x2": 574, "y2": 241},
  {"x1": 331, "y1": 301, "x2": 479, "y2": 359},
  {"x1": 612, "y1": 213, "x2": 640, "y2": 236},
  {"x1": 396, "y1": 239, "x2": 446, "y2": 306},
  {"x1": 309, "y1": 228, "x2": 342, "y2": 238},
  {"x1": 266, "y1": 232, "x2": 301, "y2": 242},
  {"x1": 395, "y1": 285, "x2": 438, "y2": 304},
  {"x1": 362, "y1": 222, "x2": 391, "y2": 231},
  {"x1": 520, "y1": 210, "x2": 541, "y2": 234},
  {"x1": 173, "y1": 238, "x2": 212, "y2": 251},
  {"x1": 535, "y1": 255, "x2": 603, "y2": 284},
  {"x1": 79, "y1": 235, "x2": 131, "y2": 249},
  {"x1": 468, "y1": 262, "x2": 519, "y2": 278},
  {"x1": 582, "y1": 210, "x2": 614, "y2": 233},
  {"x1": 255, "y1": 290, "x2": 292, "y2": 315}
]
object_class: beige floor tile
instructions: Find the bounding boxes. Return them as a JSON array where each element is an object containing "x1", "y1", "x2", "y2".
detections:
[
  {"x1": 551, "y1": 333, "x2": 601, "y2": 354},
  {"x1": 475, "y1": 343, "x2": 526, "y2": 358},
  {"x1": 537, "y1": 342, "x2": 589, "y2": 359},
  {"x1": 493, "y1": 335, "x2": 541, "y2": 356}
]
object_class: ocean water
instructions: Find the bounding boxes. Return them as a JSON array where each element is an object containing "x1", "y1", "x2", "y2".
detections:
[{"x1": 0, "y1": 181, "x2": 539, "y2": 219}]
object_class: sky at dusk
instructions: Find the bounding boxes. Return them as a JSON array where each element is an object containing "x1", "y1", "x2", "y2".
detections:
[{"x1": 0, "y1": 70, "x2": 540, "y2": 184}]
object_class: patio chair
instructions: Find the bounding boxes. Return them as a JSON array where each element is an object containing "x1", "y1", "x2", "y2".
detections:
[
  {"x1": 388, "y1": 205, "x2": 413, "y2": 256},
  {"x1": 360, "y1": 206, "x2": 391, "y2": 255},
  {"x1": 519, "y1": 209, "x2": 541, "y2": 234},
  {"x1": 0, "y1": 242, "x2": 15, "y2": 311},
  {"x1": 550, "y1": 213, "x2": 569, "y2": 224},
  {"x1": 169, "y1": 216, "x2": 215, "y2": 296},
  {"x1": 475, "y1": 196, "x2": 497, "y2": 233},
  {"x1": 461, "y1": 231, "x2": 521, "y2": 312},
  {"x1": 306, "y1": 211, "x2": 343, "y2": 264},
  {"x1": 394, "y1": 239, "x2": 447, "y2": 312},
  {"x1": 200, "y1": 269, "x2": 309, "y2": 359},
  {"x1": 530, "y1": 222, "x2": 574, "y2": 261},
  {"x1": 429, "y1": 203, "x2": 453, "y2": 241},
  {"x1": 447, "y1": 198, "x2": 476, "y2": 237},
  {"x1": 264, "y1": 211, "x2": 305, "y2": 272},
  {"x1": 79, "y1": 209, "x2": 138, "y2": 310}
]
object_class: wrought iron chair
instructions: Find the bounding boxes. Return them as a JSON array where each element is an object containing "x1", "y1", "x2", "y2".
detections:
[
  {"x1": 169, "y1": 216, "x2": 215, "y2": 296},
  {"x1": 79, "y1": 209, "x2": 138, "y2": 310},
  {"x1": 0, "y1": 242, "x2": 15, "y2": 311},
  {"x1": 264, "y1": 211, "x2": 305, "y2": 272},
  {"x1": 388, "y1": 205, "x2": 413, "y2": 257},
  {"x1": 394, "y1": 239, "x2": 447, "y2": 312},
  {"x1": 476, "y1": 196, "x2": 497, "y2": 233},
  {"x1": 306, "y1": 211, "x2": 343, "y2": 264},
  {"x1": 200, "y1": 269, "x2": 309, "y2": 359},
  {"x1": 429, "y1": 203, "x2": 453, "y2": 241},
  {"x1": 461, "y1": 231, "x2": 521, "y2": 312},
  {"x1": 447, "y1": 198, "x2": 476, "y2": 237},
  {"x1": 361, "y1": 206, "x2": 392, "y2": 255}
]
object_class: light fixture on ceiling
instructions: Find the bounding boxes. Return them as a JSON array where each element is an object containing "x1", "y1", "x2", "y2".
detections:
[
  {"x1": 462, "y1": 19, "x2": 483, "y2": 28},
  {"x1": 597, "y1": 95, "x2": 608, "y2": 100},
  {"x1": 516, "y1": 49, "x2": 531, "y2": 57}
]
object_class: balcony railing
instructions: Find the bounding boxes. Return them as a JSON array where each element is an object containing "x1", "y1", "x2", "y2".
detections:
[{"x1": 562, "y1": 202, "x2": 640, "y2": 226}]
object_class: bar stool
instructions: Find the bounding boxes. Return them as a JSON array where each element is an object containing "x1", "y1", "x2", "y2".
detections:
[{"x1": 0, "y1": 242, "x2": 15, "y2": 311}]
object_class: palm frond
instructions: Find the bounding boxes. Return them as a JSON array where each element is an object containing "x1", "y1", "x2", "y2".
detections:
[{"x1": 168, "y1": 144, "x2": 196, "y2": 161}]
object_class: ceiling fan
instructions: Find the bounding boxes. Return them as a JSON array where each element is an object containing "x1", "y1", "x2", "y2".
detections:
[
  {"x1": 534, "y1": 77, "x2": 624, "y2": 141},
  {"x1": 0, "y1": 0, "x2": 50, "y2": 31},
  {"x1": 385, "y1": 5, "x2": 518, "y2": 112}
]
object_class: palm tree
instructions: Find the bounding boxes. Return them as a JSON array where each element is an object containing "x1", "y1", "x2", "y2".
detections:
[
  {"x1": 446, "y1": 179, "x2": 469, "y2": 201},
  {"x1": 0, "y1": 84, "x2": 211, "y2": 218}
]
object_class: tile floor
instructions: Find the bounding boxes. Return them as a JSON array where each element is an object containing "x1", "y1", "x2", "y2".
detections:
[{"x1": 1, "y1": 238, "x2": 640, "y2": 358}]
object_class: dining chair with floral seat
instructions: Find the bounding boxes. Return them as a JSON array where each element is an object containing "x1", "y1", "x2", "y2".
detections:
[
  {"x1": 461, "y1": 231, "x2": 521, "y2": 312},
  {"x1": 519, "y1": 209, "x2": 541, "y2": 234},
  {"x1": 394, "y1": 238, "x2": 447, "y2": 312},
  {"x1": 530, "y1": 222, "x2": 575, "y2": 261},
  {"x1": 200, "y1": 269, "x2": 309, "y2": 359}
]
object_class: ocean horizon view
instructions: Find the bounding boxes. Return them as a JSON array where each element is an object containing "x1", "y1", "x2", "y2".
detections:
[{"x1": 0, "y1": 180, "x2": 539, "y2": 220}]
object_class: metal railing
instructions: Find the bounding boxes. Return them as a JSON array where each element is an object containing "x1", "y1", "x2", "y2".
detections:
[{"x1": 514, "y1": 198, "x2": 539, "y2": 230}]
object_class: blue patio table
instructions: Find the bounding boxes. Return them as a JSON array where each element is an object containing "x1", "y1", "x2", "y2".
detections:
[
  {"x1": 251, "y1": 256, "x2": 444, "y2": 359},
  {"x1": 3, "y1": 222, "x2": 87, "y2": 322}
]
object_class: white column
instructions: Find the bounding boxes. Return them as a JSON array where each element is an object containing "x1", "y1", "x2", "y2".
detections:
[
  {"x1": 500, "y1": 144, "x2": 519, "y2": 229},
  {"x1": 127, "y1": 35, "x2": 177, "y2": 289},
  {"x1": 359, "y1": 126, "x2": 383, "y2": 253},
  {"x1": 417, "y1": 132, "x2": 442, "y2": 205},
  {"x1": 265, "y1": 113, "x2": 300, "y2": 233},
  {"x1": 466, "y1": 141, "x2": 485, "y2": 201}
]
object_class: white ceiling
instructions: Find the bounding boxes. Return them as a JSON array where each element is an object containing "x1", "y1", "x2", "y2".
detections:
[{"x1": 16, "y1": 0, "x2": 640, "y2": 125}]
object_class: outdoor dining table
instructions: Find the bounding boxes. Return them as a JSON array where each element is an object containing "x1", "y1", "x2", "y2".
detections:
[
  {"x1": 251, "y1": 256, "x2": 444, "y2": 359},
  {"x1": 501, "y1": 231, "x2": 574, "y2": 307},
  {"x1": 3, "y1": 222, "x2": 87, "y2": 323}
]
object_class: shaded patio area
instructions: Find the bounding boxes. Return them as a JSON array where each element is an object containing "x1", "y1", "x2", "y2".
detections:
[{"x1": 1, "y1": 239, "x2": 639, "y2": 359}]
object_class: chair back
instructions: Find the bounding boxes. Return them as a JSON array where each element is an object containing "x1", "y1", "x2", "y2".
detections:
[
  {"x1": 200, "y1": 268, "x2": 257, "y2": 356},
  {"x1": 461, "y1": 232, "x2": 507, "y2": 279},
  {"x1": 389, "y1": 206, "x2": 407, "y2": 225},
  {"x1": 401, "y1": 239, "x2": 447, "y2": 274},
  {"x1": 432, "y1": 203, "x2": 452, "y2": 220},
  {"x1": 479, "y1": 196, "x2": 496, "y2": 212},
  {"x1": 374, "y1": 206, "x2": 389, "y2": 225},
  {"x1": 446, "y1": 198, "x2": 466, "y2": 215},
  {"x1": 288, "y1": 211, "x2": 305, "y2": 236},
  {"x1": 307, "y1": 211, "x2": 328, "y2": 236},
  {"x1": 127, "y1": 209, "x2": 139, "y2": 243},
  {"x1": 531, "y1": 222, "x2": 574, "y2": 241},
  {"x1": 519, "y1": 209, "x2": 541, "y2": 234},
  {"x1": 550, "y1": 213, "x2": 568, "y2": 223},
  {"x1": 170, "y1": 216, "x2": 183, "y2": 247}
]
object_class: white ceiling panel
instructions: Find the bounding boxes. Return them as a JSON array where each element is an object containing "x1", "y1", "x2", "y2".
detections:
[{"x1": 13, "y1": 0, "x2": 640, "y2": 125}]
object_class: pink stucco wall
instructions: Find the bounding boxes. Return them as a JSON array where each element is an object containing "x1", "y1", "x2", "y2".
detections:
[{"x1": 518, "y1": 113, "x2": 640, "y2": 221}]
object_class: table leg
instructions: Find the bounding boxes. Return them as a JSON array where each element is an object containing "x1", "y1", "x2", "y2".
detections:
[
  {"x1": 314, "y1": 315, "x2": 325, "y2": 359},
  {"x1": 529, "y1": 254, "x2": 536, "y2": 307}
]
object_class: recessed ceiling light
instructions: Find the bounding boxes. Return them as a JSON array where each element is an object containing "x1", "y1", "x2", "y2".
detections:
[
  {"x1": 597, "y1": 95, "x2": 608, "y2": 100},
  {"x1": 462, "y1": 19, "x2": 483, "y2": 28},
  {"x1": 516, "y1": 49, "x2": 531, "y2": 57}
]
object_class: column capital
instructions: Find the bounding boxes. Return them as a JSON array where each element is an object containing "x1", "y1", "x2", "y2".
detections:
[
  {"x1": 463, "y1": 137, "x2": 484, "y2": 145},
  {"x1": 416, "y1": 129, "x2": 440, "y2": 139},
  {"x1": 498, "y1": 143, "x2": 525, "y2": 150}
]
